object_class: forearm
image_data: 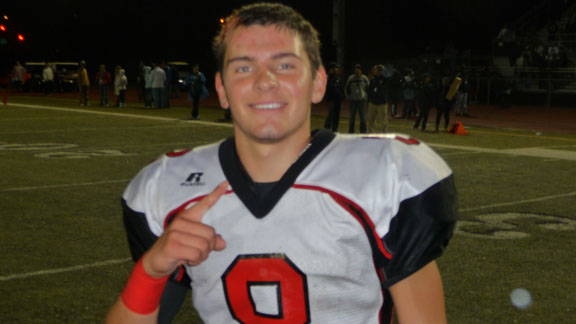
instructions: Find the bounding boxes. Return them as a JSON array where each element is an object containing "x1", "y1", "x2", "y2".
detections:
[
  {"x1": 105, "y1": 298, "x2": 158, "y2": 324},
  {"x1": 389, "y1": 261, "x2": 447, "y2": 324}
]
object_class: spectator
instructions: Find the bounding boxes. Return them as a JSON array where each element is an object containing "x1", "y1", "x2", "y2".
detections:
[
  {"x1": 143, "y1": 65, "x2": 153, "y2": 109},
  {"x1": 345, "y1": 64, "x2": 369, "y2": 133},
  {"x1": 435, "y1": 73, "x2": 459, "y2": 131},
  {"x1": 11, "y1": 61, "x2": 27, "y2": 90},
  {"x1": 367, "y1": 64, "x2": 389, "y2": 133},
  {"x1": 162, "y1": 62, "x2": 172, "y2": 108},
  {"x1": 387, "y1": 70, "x2": 402, "y2": 117},
  {"x1": 96, "y1": 64, "x2": 112, "y2": 107},
  {"x1": 114, "y1": 69, "x2": 128, "y2": 108},
  {"x1": 413, "y1": 73, "x2": 436, "y2": 131},
  {"x1": 137, "y1": 60, "x2": 146, "y2": 102},
  {"x1": 401, "y1": 69, "x2": 417, "y2": 118},
  {"x1": 42, "y1": 63, "x2": 54, "y2": 96},
  {"x1": 78, "y1": 61, "x2": 90, "y2": 106},
  {"x1": 323, "y1": 62, "x2": 344, "y2": 132},
  {"x1": 454, "y1": 73, "x2": 470, "y2": 117},
  {"x1": 183, "y1": 64, "x2": 207, "y2": 120},
  {"x1": 150, "y1": 62, "x2": 166, "y2": 109}
]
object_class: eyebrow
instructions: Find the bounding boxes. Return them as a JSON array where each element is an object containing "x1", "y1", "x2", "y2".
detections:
[{"x1": 226, "y1": 52, "x2": 303, "y2": 65}]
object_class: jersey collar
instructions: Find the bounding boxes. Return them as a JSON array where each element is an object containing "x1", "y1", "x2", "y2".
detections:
[{"x1": 219, "y1": 129, "x2": 336, "y2": 218}]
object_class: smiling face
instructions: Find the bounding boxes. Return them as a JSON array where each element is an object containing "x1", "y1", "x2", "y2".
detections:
[{"x1": 215, "y1": 24, "x2": 326, "y2": 145}]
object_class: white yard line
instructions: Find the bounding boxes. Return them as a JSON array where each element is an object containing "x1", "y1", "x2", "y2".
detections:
[
  {"x1": 6, "y1": 102, "x2": 233, "y2": 128},
  {"x1": 459, "y1": 191, "x2": 576, "y2": 213},
  {"x1": 0, "y1": 258, "x2": 131, "y2": 281},
  {"x1": 429, "y1": 143, "x2": 576, "y2": 161},
  {"x1": 0, "y1": 179, "x2": 131, "y2": 192}
]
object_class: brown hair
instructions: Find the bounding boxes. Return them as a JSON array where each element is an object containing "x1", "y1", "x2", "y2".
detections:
[{"x1": 212, "y1": 3, "x2": 322, "y2": 76}]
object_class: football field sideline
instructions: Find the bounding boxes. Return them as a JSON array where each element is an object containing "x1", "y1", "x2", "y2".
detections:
[{"x1": 4, "y1": 102, "x2": 575, "y2": 162}]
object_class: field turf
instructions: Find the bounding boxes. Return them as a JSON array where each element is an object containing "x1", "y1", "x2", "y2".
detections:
[{"x1": 1, "y1": 94, "x2": 575, "y2": 323}]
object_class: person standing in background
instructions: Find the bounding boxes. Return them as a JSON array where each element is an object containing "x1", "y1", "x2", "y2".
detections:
[
  {"x1": 345, "y1": 64, "x2": 369, "y2": 133},
  {"x1": 115, "y1": 69, "x2": 128, "y2": 108},
  {"x1": 184, "y1": 64, "x2": 207, "y2": 120},
  {"x1": 367, "y1": 64, "x2": 389, "y2": 133},
  {"x1": 11, "y1": 61, "x2": 27, "y2": 90},
  {"x1": 323, "y1": 62, "x2": 344, "y2": 132},
  {"x1": 150, "y1": 62, "x2": 166, "y2": 109},
  {"x1": 78, "y1": 61, "x2": 90, "y2": 106},
  {"x1": 96, "y1": 64, "x2": 112, "y2": 107},
  {"x1": 42, "y1": 62, "x2": 54, "y2": 96}
]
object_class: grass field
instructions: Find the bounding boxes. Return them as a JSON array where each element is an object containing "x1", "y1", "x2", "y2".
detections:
[{"x1": 1, "y1": 94, "x2": 575, "y2": 323}]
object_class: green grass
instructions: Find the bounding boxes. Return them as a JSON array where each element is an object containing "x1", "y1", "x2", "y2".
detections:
[{"x1": 1, "y1": 95, "x2": 575, "y2": 323}]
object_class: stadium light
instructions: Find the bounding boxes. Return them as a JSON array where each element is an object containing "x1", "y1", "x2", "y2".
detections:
[
  {"x1": 0, "y1": 25, "x2": 5, "y2": 32},
  {"x1": 2, "y1": 15, "x2": 7, "y2": 20},
  {"x1": 17, "y1": 34, "x2": 24, "y2": 41}
]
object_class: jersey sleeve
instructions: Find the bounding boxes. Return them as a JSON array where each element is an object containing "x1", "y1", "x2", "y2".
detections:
[
  {"x1": 121, "y1": 156, "x2": 191, "y2": 287},
  {"x1": 381, "y1": 175, "x2": 457, "y2": 288},
  {"x1": 379, "y1": 139, "x2": 458, "y2": 288}
]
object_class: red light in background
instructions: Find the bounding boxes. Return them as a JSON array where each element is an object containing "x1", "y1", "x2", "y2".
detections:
[
  {"x1": 0, "y1": 25, "x2": 6, "y2": 32},
  {"x1": 17, "y1": 34, "x2": 24, "y2": 41},
  {"x1": 219, "y1": 18, "x2": 225, "y2": 24}
]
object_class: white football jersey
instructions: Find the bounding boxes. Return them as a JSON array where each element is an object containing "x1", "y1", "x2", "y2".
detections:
[{"x1": 123, "y1": 130, "x2": 458, "y2": 324}]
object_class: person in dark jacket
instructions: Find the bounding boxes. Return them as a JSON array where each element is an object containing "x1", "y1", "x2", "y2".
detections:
[
  {"x1": 413, "y1": 73, "x2": 437, "y2": 131},
  {"x1": 323, "y1": 62, "x2": 345, "y2": 132},
  {"x1": 367, "y1": 65, "x2": 389, "y2": 133}
]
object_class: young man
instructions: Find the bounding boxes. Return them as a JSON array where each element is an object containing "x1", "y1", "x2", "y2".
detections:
[
  {"x1": 106, "y1": 3, "x2": 457, "y2": 324},
  {"x1": 345, "y1": 64, "x2": 369, "y2": 133},
  {"x1": 323, "y1": 62, "x2": 344, "y2": 132}
]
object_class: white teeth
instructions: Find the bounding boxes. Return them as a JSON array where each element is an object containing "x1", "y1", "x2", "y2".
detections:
[{"x1": 253, "y1": 103, "x2": 282, "y2": 110}]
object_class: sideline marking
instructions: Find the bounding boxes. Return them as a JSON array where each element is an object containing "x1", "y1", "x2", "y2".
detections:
[
  {"x1": 430, "y1": 143, "x2": 576, "y2": 161},
  {"x1": 0, "y1": 179, "x2": 131, "y2": 192},
  {"x1": 6, "y1": 102, "x2": 233, "y2": 128},
  {"x1": 0, "y1": 258, "x2": 131, "y2": 281},
  {"x1": 459, "y1": 191, "x2": 576, "y2": 213}
]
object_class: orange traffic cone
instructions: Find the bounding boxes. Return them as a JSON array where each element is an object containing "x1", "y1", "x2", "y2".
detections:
[{"x1": 448, "y1": 121, "x2": 468, "y2": 135}]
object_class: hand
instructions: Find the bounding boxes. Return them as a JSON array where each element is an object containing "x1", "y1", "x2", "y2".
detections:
[{"x1": 142, "y1": 181, "x2": 229, "y2": 278}]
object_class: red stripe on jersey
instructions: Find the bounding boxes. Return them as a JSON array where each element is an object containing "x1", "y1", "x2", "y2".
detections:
[
  {"x1": 292, "y1": 184, "x2": 393, "y2": 259},
  {"x1": 294, "y1": 184, "x2": 394, "y2": 324},
  {"x1": 166, "y1": 149, "x2": 193, "y2": 157}
]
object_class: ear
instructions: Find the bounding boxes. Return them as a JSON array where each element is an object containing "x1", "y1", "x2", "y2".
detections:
[
  {"x1": 311, "y1": 66, "x2": 327, "y2": 104},
  {"x1": 215, "y1": 72, "x2": 230, "y2": 109}
]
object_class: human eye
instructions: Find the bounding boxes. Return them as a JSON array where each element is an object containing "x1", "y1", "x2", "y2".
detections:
[
  {"x1": 236, "y1": 65, "x2": 252, "y2": 73},
  {"x1": 279, "y1": 63, "x2": 294, "y2": 70},
  {"x1": 278, "y1": 63, "x2": 295, "y2": 71}
]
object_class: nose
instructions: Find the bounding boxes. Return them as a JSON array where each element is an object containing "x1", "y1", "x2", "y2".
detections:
[{"x1": 255, "y1": 69, "x2": 277, "y2": 91}]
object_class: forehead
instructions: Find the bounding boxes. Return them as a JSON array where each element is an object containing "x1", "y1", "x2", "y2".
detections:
[{"x1": 224, "y1": 24, "x2": 306, "y2": 61}]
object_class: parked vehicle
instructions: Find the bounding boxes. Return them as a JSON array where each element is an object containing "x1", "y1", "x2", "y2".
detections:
[{"x1": 22, "y1": 61, "x2": 79, "y2": 92}]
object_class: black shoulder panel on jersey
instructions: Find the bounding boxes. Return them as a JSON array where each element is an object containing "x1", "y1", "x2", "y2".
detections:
[
  {"x1": 122, "y1": 199, "x2": 191, "y2": 286},
  {"x1": 122, "y1": 198, "x2": 158, "y2": 262},
  {"x1": 219, "y1": 129, "x2": 336, "y2": 218},
  {"x1": 381, "y1": 175, "x2": 458, "y2": 288}
]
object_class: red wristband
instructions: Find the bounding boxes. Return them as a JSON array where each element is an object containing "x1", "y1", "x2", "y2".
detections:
[{"x1": 121, "y1": 259, "x2": 169, "y2": 314}]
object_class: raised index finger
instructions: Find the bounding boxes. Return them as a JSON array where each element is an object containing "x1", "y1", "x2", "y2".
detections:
[{"x1": 178, "y1": 181, "x2": 229, "y2": 223}]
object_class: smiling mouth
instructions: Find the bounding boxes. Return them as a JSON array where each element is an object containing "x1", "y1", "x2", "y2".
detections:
[{"x1": 251, "y1": 103, "x2": 284, "y2": 110}]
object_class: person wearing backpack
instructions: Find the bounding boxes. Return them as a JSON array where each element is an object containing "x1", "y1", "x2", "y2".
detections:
[{"x1": 345, "y1": 64, "x2": 369, "y2": 133}]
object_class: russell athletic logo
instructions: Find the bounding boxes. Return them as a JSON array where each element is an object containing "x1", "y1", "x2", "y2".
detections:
[{"x1": 182, "y1": 172, "x2": 205, "y2": 186}]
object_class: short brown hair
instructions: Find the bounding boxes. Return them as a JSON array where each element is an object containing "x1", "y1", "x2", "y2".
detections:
[{"x1": 212, "y1": 3, "x2": 322, "y2": 76}]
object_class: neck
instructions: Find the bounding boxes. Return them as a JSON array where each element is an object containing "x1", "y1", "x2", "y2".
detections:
[{"x1": 234, "y1": 130, "x2": 311, "y2": 183}]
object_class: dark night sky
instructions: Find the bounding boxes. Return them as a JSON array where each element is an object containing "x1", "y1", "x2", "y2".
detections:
[{"x1": 1, "y1": 0, "x2": 554, "y2": 76}]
